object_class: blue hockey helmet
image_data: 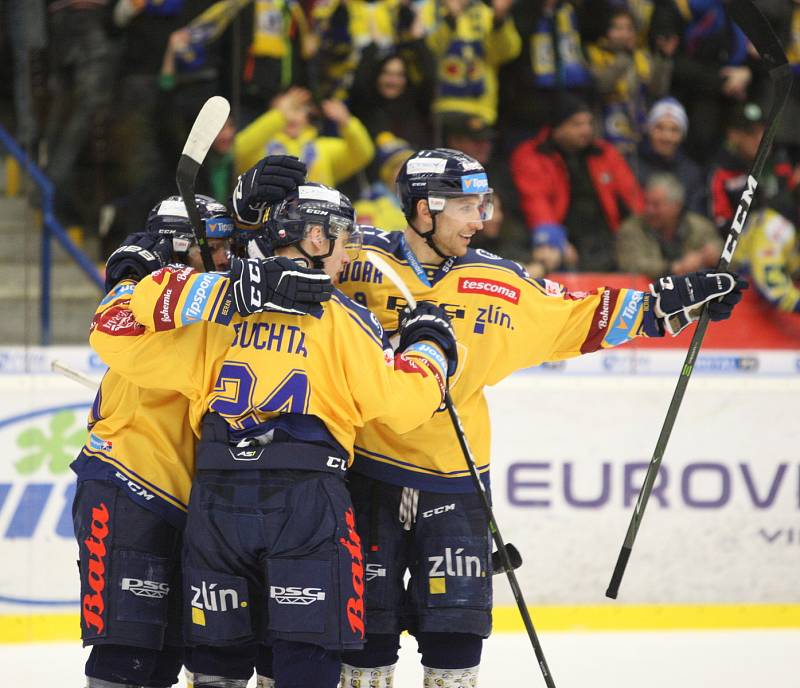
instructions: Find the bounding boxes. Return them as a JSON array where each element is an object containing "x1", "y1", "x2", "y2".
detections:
[{"x1": 145, "y1": 194, "x2": 233, "y2": 258}]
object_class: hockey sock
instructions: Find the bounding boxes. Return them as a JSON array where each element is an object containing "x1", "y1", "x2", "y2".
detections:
[
  {"x1": 416, "y1": 632, "x2": 483, "y2": 669},
  {"x1": 422, "y1": 665, "x2": 479, "y2": 688},
  {"x1": 86, "y1": 678, "x2": 141, "y2": 688},
  {"x1": 191, "y1": 674, "x2": 248, "y2": 687},
  {"x1": 341, "y1": 633, "x2": 401, "y2": 668},
  {"x1": 340, "y1": 663, "x2": 396, "y2": 687},
  {"x1": 272, "y1": 639, "x2": 340, "y2": 688}
]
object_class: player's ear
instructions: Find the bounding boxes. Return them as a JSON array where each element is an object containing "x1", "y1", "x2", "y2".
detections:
[
  {"x1": 416, "y1": 199, "x2": 432, "y2": 222},
  {"x1": 305, "y1": 224, "x2": 325, "y2": 249}
]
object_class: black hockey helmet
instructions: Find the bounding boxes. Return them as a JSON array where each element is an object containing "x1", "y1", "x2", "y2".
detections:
[
  {"x1": 145, "y1": 194, "x2": 233, "y2": 259},
  {"x1": 396, "y1": 148, "x2": 493, "y2": 258},
  {"x1": 265, "y1": 182, "x2": 360, "y2": 268}
]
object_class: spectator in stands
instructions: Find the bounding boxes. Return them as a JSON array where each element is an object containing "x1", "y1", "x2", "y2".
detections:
[
  {"x1": 427, "y1": 0, "x2": 521, "y2": 125},
  {"x1": 709, "y1": 101, "x2": 793, "y2": 234},
  {"x1": 237, "y1": 0, "x2": 312, "y2": 124},
  {"x1": 733, "y1": 190, "x2": 800, "y2": 314},
  {"x1": 234, "y1": 86, "x2": 374, "y2": 187},
  {"x1": 106, "y1": 0, "x2": 212, "y2": 246},
  {"x1": 636, "y1": 97, "x2": 706, "y2": 215},
  {"x1": 617, "y1": 173, "x2": 721, "y2": 279},
  {"x1": 195, "y1": 115, "x2": 236, "y2": 203},
  {"x1": 44, "y1": 0, "x2": 115, "y2": 220},
  {"x1": 442, "y1": 111, "x2": 529, "y2": 261},
  {"x1": 498, "y1": 0, "x2": 593, "y2": 150},
  {"x1": 586, "y1": 7, "x2": 672, "y2": 158},
  {"x1": 649, "y1": 0, "x2": 753, "y2": 164},
  {"x1": 6, "y1": 0, "x2": 46, "y2": 155},
  {"x1": 510, "y1": 94, "x2": 644, "y2": 272},
  {"x1": 354, "y1": 133, "x2": 413, "y2": 231},
  {"x1": 349, "y1": 40, "x2": 436, "y2": 148}
]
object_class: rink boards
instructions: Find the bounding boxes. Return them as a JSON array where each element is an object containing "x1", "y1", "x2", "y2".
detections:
[{"x1": 0, "y1": 346, "x2": 798, "y2": 642}]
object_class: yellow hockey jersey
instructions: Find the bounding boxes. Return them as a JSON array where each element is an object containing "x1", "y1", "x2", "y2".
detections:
[
  {"x1": 337, "y1": 228, "x2": 657, "y2": 491},
  {"x1": 734, "y1": 207, "x2": 800, "y2": 313},
  {"x1": 89, "y1": 266, "x2": 448, "y2": 463},
  {"x1": 72, "y1": 281, "x2": 197, "y2": 528}
]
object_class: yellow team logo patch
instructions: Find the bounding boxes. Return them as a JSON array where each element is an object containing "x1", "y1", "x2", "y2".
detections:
[
  {"x1": 429, "y1": 578, "x2": 446, "y2": 595},
  {"x1": 192, "y1": 607, "x2": 206, "y2": 626}
]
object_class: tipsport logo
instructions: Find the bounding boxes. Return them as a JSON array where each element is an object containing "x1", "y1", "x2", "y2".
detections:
[
  {"x1": 460, "y1": 173, "x2": 489, "y2": 193},
  {"x1": 0, "y1": 403, "x2": 91, "y2": 606}
]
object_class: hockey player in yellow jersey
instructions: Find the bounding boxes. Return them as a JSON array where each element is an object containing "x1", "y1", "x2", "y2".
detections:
[
  {"x1": 89, "y1": 183, "x2": 459, "y2": 688},
  {"x1": 333, "y1": 148, "x2": 747, "y2": 686},
  {"x1": 71, "y1": 158, "x2": 339, "y2": 688}
]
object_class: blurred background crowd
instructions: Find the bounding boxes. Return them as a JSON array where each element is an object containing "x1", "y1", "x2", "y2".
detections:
[{"x1": 2, "y1": 0, "x2": 800, "y2": 315}]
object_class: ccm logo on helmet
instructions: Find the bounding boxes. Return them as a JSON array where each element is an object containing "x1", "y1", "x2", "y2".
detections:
[{"x1": 458, "y1": 277, "x2": 520, "y2": 304}]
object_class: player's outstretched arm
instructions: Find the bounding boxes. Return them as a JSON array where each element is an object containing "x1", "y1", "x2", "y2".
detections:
[{"x1": 337, "y1": 298, "x2": 455, "y2": 435}]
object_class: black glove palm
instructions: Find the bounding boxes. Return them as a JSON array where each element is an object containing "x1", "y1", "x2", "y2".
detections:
[
  {"x1": 398, "y1": 302, "x2": 458, "y2": 377},
  {"x1": 231, "y1": 155, "x2": 307, "y2": 228},
  {"x1": 230, "y1": 256, "x2": 333, "y2": 316}
]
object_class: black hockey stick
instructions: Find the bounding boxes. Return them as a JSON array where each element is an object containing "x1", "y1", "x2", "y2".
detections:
[
  {"x1": 176, "y1": 95, "x2": 231, "y2": 272},
  {"x1": 606, "y1": 0, "x2": 794, "y2": 600},
  {"x1": 365, "y1": 252, "x2": 555, "y2": 688}
]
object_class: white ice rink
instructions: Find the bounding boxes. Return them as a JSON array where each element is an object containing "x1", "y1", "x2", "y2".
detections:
[{"x1": 2, "y1": 629, "x2": 799, "y2": 687}]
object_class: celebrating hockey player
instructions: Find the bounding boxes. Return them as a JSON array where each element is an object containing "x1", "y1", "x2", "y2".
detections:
[
  {"x1": 88, "y1": 183, "x2": 459, "y2": 688},
  {"x1": 71, "y1": 158, "x2": 335, "y2": 688},
  {"x1": 323, "y1": 148, "x2": 743, "y2": 686}
]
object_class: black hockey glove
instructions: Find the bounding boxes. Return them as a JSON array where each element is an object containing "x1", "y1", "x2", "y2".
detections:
[
  {"x1": 231, "y1": 155, "x2": 307, "y2": 228},
  {"x1": 230, "y1": 255, "x2": 333, "y2": 316},
  {"x1": 649, "y1": 270, "x2": 748, "y2": 336},
  {"x1": 104, "y1": 232, "x2": 172, "y2": 291},
  {"x1": 397, "y1": 302, "x2": 458, "y2": 377}
]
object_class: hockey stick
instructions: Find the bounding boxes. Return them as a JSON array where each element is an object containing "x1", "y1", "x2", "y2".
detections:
[
  {"x1": 366, "y1": 252, "x2": 556, "y2": 688},
  {"x1": 51, "y1": 360, "x2": 100, "y2": 391},
  {"x1": 605, "y1": 0, "x2": 794, "y2": 600},
  {"x1": 176, "y1": 95, "x2": 231, "y2": 272}
]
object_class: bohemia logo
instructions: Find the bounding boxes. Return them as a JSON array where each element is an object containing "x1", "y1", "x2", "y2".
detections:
[
  {"x1": 339, "y1": 507, "x2": 365, "y2": 639},
  {"x1": 82, "y1": 502, "x2": 110, "y2": 634}
]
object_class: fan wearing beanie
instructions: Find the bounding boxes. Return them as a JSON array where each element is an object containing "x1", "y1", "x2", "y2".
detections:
[
  {"x1": 510, "y1": 94, "x2": 644, "y2": 273},
  {"x1": 636, "y1": 97, "x2": 707, "y2": 216}
]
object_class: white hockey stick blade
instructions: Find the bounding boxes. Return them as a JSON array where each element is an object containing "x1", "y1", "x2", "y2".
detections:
[
  {"x1": 366, "y1": 252, "x2": 416, "y2": 308},
  {"x1": 180, "y1": 96, "x2": 231, "y2": 164},
  {"x1": 51, "y1": 359, "x2": 100, "y2": 391}
]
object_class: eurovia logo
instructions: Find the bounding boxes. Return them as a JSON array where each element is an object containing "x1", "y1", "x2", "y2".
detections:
[{"x1": 0, "y1": 402, "x2": 90, "y2": 607}]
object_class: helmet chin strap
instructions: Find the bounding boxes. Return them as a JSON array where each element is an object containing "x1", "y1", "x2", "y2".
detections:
[
  {"x1": 295, "y1": 240, "x2": 331, "y2": 270},
  {"x1": 409, "y1": 213, "x2": 451, "y2": 261}
]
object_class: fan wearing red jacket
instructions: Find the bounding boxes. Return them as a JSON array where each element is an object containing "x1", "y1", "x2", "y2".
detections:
[{"x1": 510, "y1": 95, "x2": 644, "y2": 273}]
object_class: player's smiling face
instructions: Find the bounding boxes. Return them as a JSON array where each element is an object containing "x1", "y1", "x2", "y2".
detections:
[{"x1": 433, "y1": 196, "x2": 485, "y2": 257}]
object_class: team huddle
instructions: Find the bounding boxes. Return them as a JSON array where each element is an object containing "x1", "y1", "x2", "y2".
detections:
[{"x1": 73, "y1": 148, "x2": 746, "y2": 688}]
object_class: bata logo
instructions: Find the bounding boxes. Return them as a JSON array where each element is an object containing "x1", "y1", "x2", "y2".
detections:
[
  {"x1": 82, "y1": 502, "x2": 110, "y2": 633},
  {"x1": 269, "y1": 586, "x2": 326, "y2": 605},
  {"x1": 458, "y1": 277, "x2": 520, "y2": 304},
  {"x1": 121, "y1": 578, "x2": 169, "y2": 599},
  {"x1": 339, "y1": 507, "x2": 365, "y2": 638},
  {"x1": 191, "y1": 581, "x2": 242, "y2": 612},
  {"x1": 428, "y1": 547, "x2": 483, "y2": 578}
]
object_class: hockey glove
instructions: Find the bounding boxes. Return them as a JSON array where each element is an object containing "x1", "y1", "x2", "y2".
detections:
[
  {"x1": 398, "y1": 302, "x2": 458, "y2": 377},
  {"x1": 104, "y1": 232, "x2": 172, "y2": 291},
  {"x1": 649, "y1": 270, "x2": 748, "y2": 336},
  {"x1": 231, "y1": 155, "x2": 307, "y2": 228},
  {"x1": 230, "y1": 255, "x2": 333, "y2": 316}
]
